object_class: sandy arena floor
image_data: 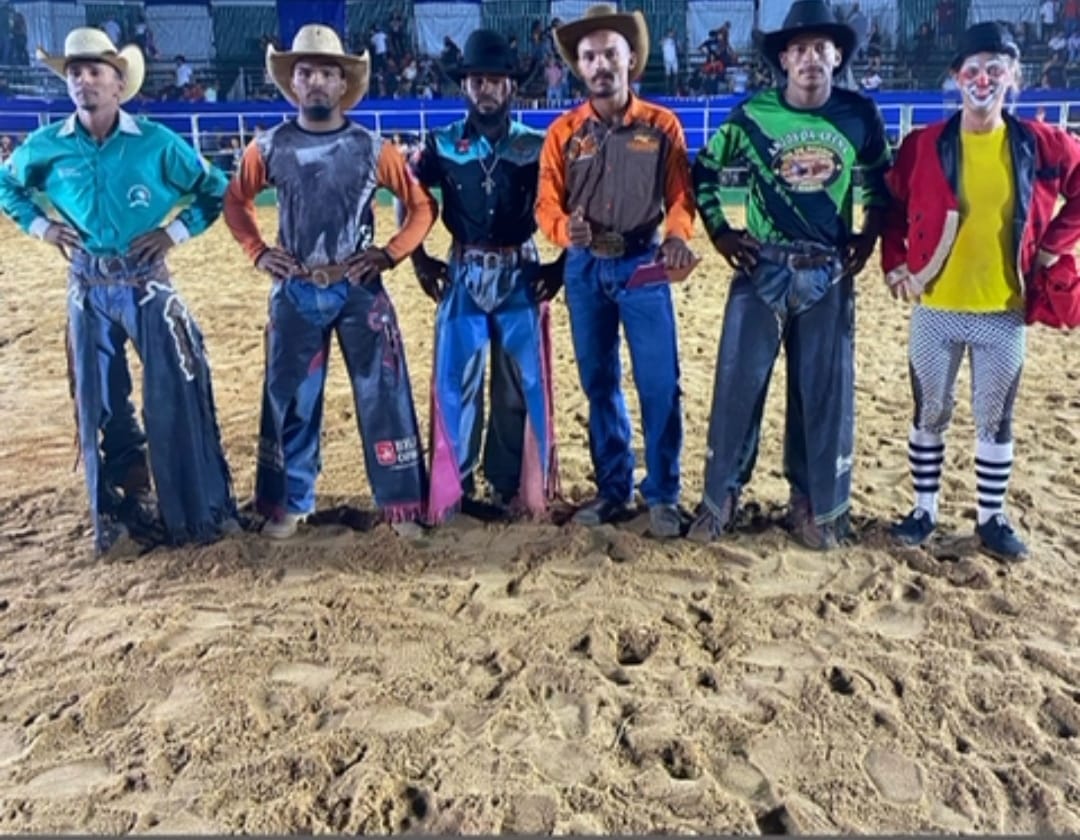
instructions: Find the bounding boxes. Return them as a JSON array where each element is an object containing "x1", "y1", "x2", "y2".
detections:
[{"x1": 0, "y1": 206, "x2": 1078, "y2": 833}]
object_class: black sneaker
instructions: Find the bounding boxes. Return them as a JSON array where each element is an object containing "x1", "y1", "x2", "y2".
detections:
[
  {"x1": 686, "y1": 493, "x2": 737, "y2": 544},
  {"x1": 975, "y1": 514, "x2": 1029, "y2": 562},
  {"x1": 572, "y1": 496, "x2": 631, "y2": 527},
  {"x1": 890, "y1": 508, "x2": 936, "y2": 546}
]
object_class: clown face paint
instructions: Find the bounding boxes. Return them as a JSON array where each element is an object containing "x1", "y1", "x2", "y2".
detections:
[{"x1": 956, "y1": 53, "x2": 1014, "y2": 113}]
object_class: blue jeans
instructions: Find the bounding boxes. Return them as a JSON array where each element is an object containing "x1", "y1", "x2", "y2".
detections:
[
  {"x1": 701, "y1": 271, "x2": 855, "y2": 524},
  {"x1": 256, "y1": 277, "x2": 426, "y2": 522},
  {"x1": 563, "y1": 246, "x2": 682, "y2": 506},
  {"x1": 66, "y1": 263, "x2": 236, "y2": 552}
]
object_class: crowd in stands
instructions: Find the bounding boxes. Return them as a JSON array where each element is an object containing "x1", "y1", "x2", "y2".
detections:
[{"x1": 2, "y1": 3, "x2": 1080, "y2": 106}]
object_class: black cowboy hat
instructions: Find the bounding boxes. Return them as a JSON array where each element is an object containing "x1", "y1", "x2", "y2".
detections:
[
  {"x1": 753, "y1": 0, "x2": 861, "y2": 76},
  {"x1": 951, "y1": 21, "x2": 1020, "y2": 70},
  {"x1": 454, "y1": 29, "x2": 524, "y2": 81}
]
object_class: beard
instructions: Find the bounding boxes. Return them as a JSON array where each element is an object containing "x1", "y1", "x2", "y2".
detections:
[
  {"x1": 302, "y1": 103, "x2": 334, "y2": 121},
  {"x1": 467, "y1": 98, "x2": 510, "y2": 131}
]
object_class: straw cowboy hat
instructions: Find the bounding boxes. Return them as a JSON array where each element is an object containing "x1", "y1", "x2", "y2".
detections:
[
  {"x1": 753, "y1": 0, "x2": 860, "y2": 76},
  {"x1": 36, "y1": 27, "x2": 146, "y2": 104},
  {"x1": 266, "y1": 24, "x2": 370, "y2": 111},
  {"x1": 555, "y1": 3, "x2": 650, "y2": 82}
]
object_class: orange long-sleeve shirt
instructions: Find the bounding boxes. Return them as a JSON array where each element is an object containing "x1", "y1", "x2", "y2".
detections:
[
  {"x1": 536, "y1": 94, "x2": 695, "y2": 249},
  {"x1": 223, "y1": 119, "x2": 436, "y2": 267}
]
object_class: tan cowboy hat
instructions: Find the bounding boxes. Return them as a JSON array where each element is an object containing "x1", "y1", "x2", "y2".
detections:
[
  {"x1": 36, "y1": 27, "x2": 146, "y2": 104},
  {"x1": 555, "y1": 3, "x2": 649, "y2": 82},
  {"x1": 266, "y1": 24, "x2": 370, "y2": 111}
]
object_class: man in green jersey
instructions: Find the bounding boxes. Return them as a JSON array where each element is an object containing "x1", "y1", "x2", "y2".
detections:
[
  {"x1": 0, "y1": 28, "x2": 237, "y2": 554},
  {"x1": 687, "y1": 0, "x2": 890, "y2": 549}
]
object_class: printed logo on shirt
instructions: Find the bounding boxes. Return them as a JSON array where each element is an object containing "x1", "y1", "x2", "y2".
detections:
[
  {"x1": 127, "y1": 184, "x2": 152, "y2": 208},
  {"x1": 627, "y1": 133, "x2": 660, "y2": 153},
  {"x1": 772, "y1": 144, "x2": 842, "y2": 192},
  {"x1": 375, "y1": 436, "x2": 419, "y2": 467},
  {"x1": 567, "y1": 134, "x2": 601, "y2": 163}
]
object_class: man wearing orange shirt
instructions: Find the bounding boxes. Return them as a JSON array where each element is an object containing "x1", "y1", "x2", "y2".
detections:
[
  {"x1": 224, "y1": 25, "x2": 436, "y2": 538},
  {"x1": 536, "y1": 4, "x2": 696, "y2": 538}
]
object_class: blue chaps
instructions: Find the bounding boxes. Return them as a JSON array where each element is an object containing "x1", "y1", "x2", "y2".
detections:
[{"x1": 66, "y1": 253, "x2": 236, "y2": 552}]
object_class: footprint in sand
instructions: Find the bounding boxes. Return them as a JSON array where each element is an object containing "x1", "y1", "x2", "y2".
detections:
[
  {"x1": 341, "y1": 704, "x2": 438, "y2": 734},
  {"x1": 269, "y1": 662, "x2": 338, "y2": 692},
  {"x1": 155, "y1": 607, "x2": 236, "y2": 656},
  {"x1": 863, "y1": 746, "x2": 924, "y2": 804},
  {"x1": 866, "y1": 602, "x2": 927, "y2": 640},
  {"x1": 0, "y1": 723, "x2": 28, "y2": 767},
  {"x1": 150, "y1": 675, "x2": 207, "y2": 726},
  {"x1": 21, "y1": 759, "x2": 111, "y2": 798}
]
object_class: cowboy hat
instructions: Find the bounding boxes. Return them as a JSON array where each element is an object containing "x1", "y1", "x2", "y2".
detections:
[
  {"x1": 555, "y1": 3, "x2": 650, "y2": 82},
  {"x1": 753, "y1": 0, "x2": 860, "y2": 76},
  {"x1": 454, "y1": 29, "x2": 524, "y2": 82},
  {"x1": 36, "y1": 27, "x2": 145, "y2": 104},
  {"x1": 951, "y1": 21, "x2": 1020, "y2": 70},
  {"x1": 266, "y1": 24, "x2": 370, "y2": 111}
]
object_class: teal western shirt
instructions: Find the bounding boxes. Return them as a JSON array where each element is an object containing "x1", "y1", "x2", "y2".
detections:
[{"x1": 0, "y1": 110, "x2": 227, "y2": 255}]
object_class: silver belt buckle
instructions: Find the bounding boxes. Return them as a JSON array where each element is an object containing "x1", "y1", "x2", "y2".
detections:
[
  {"x1": 308, "y1": 267, "x2": 333, "y2": 287},
  {"x1": 98, "y1": 256, "x2": 125, "y2": 276},
  {"x1": 484, "y1": 252, "x2": 502, "y2": 271}
]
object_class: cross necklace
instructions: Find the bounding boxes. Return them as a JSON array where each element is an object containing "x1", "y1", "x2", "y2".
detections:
[{"x1": 478, "y1": 151, "x2": 499, "y2": 196}]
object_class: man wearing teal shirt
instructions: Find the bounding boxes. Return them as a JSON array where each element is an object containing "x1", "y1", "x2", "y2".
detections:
[{"x1": 0, "y1": 28, "x2": 237, "y2": 554}]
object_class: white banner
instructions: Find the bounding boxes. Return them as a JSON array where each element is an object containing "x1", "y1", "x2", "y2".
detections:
[
  {"x1": 146, "y1": 4, "x2": 215, "y2": 60},
  {"x1": 414, "y1": 2, "x2": 481, "y2": 58},
  {"x1": 687, "y1": 0, "x2": 755, "y2": 52},
  {"x1": 550, "y1": 0, "x2": 596, "y2": 24},
  {"x1": 13, "y1": 0, "x2": 85, "y2": 54}
]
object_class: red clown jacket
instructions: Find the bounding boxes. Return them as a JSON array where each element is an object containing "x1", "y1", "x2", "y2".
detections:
[{"x1": 882, "y1": 111, "x2": 1080, "y2": 293}]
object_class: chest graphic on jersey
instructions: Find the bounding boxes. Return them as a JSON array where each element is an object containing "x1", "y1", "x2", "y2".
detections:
[{"x1": 767, "y1": 128, "x2": 852, "y2": 193}]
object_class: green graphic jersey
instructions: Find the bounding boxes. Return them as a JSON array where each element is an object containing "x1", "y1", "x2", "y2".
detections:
[{"x1": 693, "y1": 87, "x2": 890, "y2": 247}]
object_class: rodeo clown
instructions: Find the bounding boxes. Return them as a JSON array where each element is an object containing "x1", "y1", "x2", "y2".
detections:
[
  {"x1": 536, "y1": 4, "x2": 697, "y2": 539},
  {"x1": 407, "y1": 29, "x2": 563, "y2": 522},
  {"x1": 0, "y1": 27, "x2": 238, "y2": 555},
  {"x1": 224, "y1": 25, "x2": 436, "y2": 539},
  {"x1": 882, "y1": 21, "x2": 1080, "y2": 561},
  {"x1": 688, "y1": 0, "x2": 890, "y2": 550}
]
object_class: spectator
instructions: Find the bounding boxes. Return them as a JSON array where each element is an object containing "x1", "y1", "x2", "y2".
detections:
[
  {"x1": 440, "y1": 35, "x2": 462, "y2": 71},
  {"x1": 1068, "y1": 28, "x2": 1080, "y2": 62},
  {"x1": 507, "y1": 35, "x2": 521, "y2": 70},
  {"x1": 912, "y1": 21, "x2": 934, "y2": 66},
  {"x1": 101, "y1": 16, "x2": 122, "y2": 46},
  {"x1": 860, "y1": 68, "x2": 882, "y2": 91},
  {"x1": 866, "y1": 21, "x2": 883, "y2": 70},
  {"x1": 1066, "y1": 0, "x2": 1080, "y2": 36},
  {"x1": 400, "y1": 53, "x2": 418, "y2": 96},
  {"x1": 0, "y1": 134, "x2": 14, "y2": 164},
  {"x1": 9, "y1": 11, "x2": 27, "y2": 65},
  {"x1": 1049, "y1": 27, "x2": 1067, "y2": 59},
  {"x1": 203, "y1": 79, "x2": 219, "y2": 103},
  {"x1": 133, "y1": 16, "x2": 157, "y2": 59},
  {"x1": 730, "y1": 63, "x2": 749, "y2": 94},
  {"x1": 1035, "y1": 105, "x2": 1047, "y2": 122},
  {"x1": 661, "y1": 28, "x2": 678, "y2": 94},
  {"x1": 936, "y1": 0, "x2": 957, "y2": 49},
  {"x1": 1043, "y1": 52, "x2": 1067, "y2": 86},
  {"x1": 543, "y1": 54, "x2": 563, "y2": 103},
  {"x1": 388, "y1": 10, "x2": 407, "y2": 59},
  {"x1": 1041, "y1": 0, "x2": 1058, "y2": 42},
  {"x1": 370, "y1": 23, "x2": 388, "y2": 71},
  {"x1": 175, "y1": 55, "x2": 193, "y2": 87}
]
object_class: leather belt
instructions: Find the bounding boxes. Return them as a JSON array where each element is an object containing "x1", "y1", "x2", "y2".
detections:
[
  {"x1": 757, "y1": 242, "x2": 841, "y2": 271},
  {"x1": 589, "y1": 229, "x2": 659, "y2": 259},
  {"x1": 298, "y1": 263, "x2": 350, "y2": 287},
  {"x1": 452, "y1": 241, "x2": 537, "y2": 269},
  {"x1": 70, "y1": 251, "x2": 168, "y2": 286}
]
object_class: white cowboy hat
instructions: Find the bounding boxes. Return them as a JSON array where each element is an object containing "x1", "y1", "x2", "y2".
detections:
[
  {"x1": 266, "y1": 24, "x2": 370, "y2": 111},
  {"x1": 36, "y1": 27, "x2": 146, "y2": 104},
  {"x1": 555, "y1": 3, "x2": 650, "y2": 82}
]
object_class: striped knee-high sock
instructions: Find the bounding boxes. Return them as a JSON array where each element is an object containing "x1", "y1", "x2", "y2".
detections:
[
  {"x1": 975, "y1": 440, "x2": 1013, "y2": 525},
  {"x1": 909, "y1": 428, "x2": 944, "y2": 520}
]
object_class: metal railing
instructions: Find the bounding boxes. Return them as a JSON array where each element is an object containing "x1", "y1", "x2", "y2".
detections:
[{"x1": 3, "y1": 99, "x2": 1079, "y2": 161}]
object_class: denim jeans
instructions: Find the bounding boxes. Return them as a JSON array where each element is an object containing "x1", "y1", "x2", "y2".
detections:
[{"x1": 563, "y1": 246, "x2": 682, "y2": 506}]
